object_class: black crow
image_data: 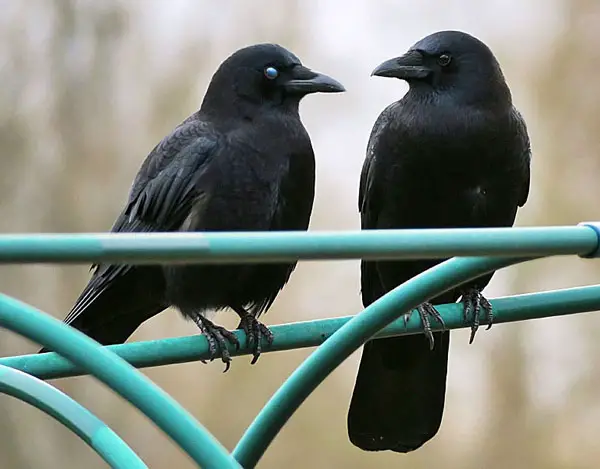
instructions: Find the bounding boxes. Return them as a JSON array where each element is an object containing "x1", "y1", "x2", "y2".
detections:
[
  {"x1": 40, "y1": 44, "x2": 345, "y2": 372},
  {"x1": 347, "y1": 30, "x2": 531, "y2": 452}
]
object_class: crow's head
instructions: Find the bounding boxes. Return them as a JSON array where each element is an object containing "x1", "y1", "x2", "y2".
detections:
[
  {"x1": 372, "y1": 31, "x2": 511, "y2": 106},
  {"x1": 202, "y1": 43, "x2": 345, "y2": 113}
]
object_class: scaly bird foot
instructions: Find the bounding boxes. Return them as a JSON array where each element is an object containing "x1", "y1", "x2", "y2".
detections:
[
  {"x1": 404, "y1": 302, "x2": 446, "y2": 350},
  {"x1": 461, "y1": 288, "x2": 493, "y2": 345},
  {"x1": 237, "y1": 313, "x2": 274, "y2": 365},
  {"x1": 192, "y1": 314, "x2": 240, "y2": 372}
]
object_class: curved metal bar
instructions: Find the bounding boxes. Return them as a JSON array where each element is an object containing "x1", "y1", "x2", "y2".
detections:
[
  {"x1": 0, "y1": 294, "x2": 240, "y2": 469},
  {"x1": 232, "y1": 256, "x2": 533, "y2": 467},
  {"x1": 0, "y1": 226, "x2": 596, "y2": 264},
  {"x1": 0, "y1": 364, "x2": 147, "y2": 468},
  {"x1": 3, "y1": 283, "x2": 600, "y2": 380}
]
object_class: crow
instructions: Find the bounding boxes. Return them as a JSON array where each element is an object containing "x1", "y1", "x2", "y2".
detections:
[
  {"x1": 347, "y1": 31, "x2": 531, "y2": 452},
  {"x1": 40, "y1": 44, "x2": 345, "y2": 371}
]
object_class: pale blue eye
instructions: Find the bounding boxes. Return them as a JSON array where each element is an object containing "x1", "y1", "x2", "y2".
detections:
[{"x1": 264, "y1": 66, "x2": 279, "y2": 79}]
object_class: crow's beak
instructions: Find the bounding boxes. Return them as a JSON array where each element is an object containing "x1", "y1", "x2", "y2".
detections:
[
  {"x1": 371, "y1": 50, "x2": 431, "y2": 80},
  {"x1": 284, "y1": 65, "x2": 346, "y2": 94}
]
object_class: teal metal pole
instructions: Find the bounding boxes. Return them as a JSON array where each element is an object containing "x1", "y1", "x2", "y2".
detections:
[
  {"x1": 3, "y1": 284, "x2": 600, "y2": 380},
  {"x1": 0, "y1": 364, "x2": 147, "y2": 468},
  {"x1": 232, "y1": 256, "x2": 532, "y2": 467},
  {"x1": 0, "y1": 294, "x2": 240, "y2": 469},
  {"x1": 0, "y1": 226, "x2": 596, "y2": 264}
]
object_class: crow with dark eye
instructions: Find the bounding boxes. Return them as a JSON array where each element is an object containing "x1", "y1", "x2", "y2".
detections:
[
  {"x1": 40, "y1": 44, "x2": 345, "y2": 371},
  {"x1": 347, "y1": 30, "x2": 531, "y2": 453}
]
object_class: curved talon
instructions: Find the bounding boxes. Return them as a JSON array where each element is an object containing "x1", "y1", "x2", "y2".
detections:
[
  {"x1": 402, "y1": 313, "x2": 410, "y2": 329},
  {"x1": 415, "y1": 302, "x2": 446, "y2": 351},
  {"x1": 462, "y1": 288, "x2": 493, "y2": 344},
  {"x1": 191, "y1": 314, "x2": 239, "y2": 372},
  {"x1": 237, "y1": 314, "x2": 274, "y2": 365},
  {"x1": 482, "y1": 296, "x2": 493, "y2": 330}
]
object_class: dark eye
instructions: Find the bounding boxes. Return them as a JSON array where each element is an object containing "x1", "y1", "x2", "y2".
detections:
[
  {"x1": 437, "y1": 54, "x2": 452, "y2": 67},
  {"x1": 264, "y1": 66, "x2": 279, "y2": 79}
]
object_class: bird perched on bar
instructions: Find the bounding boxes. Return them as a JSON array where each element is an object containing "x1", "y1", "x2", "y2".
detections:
[
  {"x1": 39, "y1": 43, "x2": 345, "y2": 371},
  {"x1": 347, "y1": 31, "x2": 531, "y2": 452}
]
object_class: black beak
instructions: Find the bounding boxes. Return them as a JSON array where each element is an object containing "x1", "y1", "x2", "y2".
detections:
[
  {"x1": 284, "y1": 65, "x2": 345, "y2": 94},
  {"x1": 371, "y1": 50, "x2": 431, "y2": 80}
]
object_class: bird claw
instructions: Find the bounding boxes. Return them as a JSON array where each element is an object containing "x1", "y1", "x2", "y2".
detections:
[
  {"x1": 192, "y1": 314, "x2": 240, "y2": 372},
  {"x1": 461, "y1": 288, "x2": 493, "y2": 345},
  {"x1": 413, "y1": 302, "x2": 446, "y2": 351},
  {"x1": 237, "y1": 314, "x2": 274, "y2": 365}
]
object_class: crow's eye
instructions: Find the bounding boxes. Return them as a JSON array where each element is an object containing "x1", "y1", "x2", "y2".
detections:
[
  {"x1": 264, "y1": 66, "x2": 279, "y2": 79},
  {"x1": 437, "y1": 54, "x2": 452, "y2": 67}
]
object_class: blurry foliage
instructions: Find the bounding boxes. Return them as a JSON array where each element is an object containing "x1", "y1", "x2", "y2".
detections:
[{"x1": 0, "y1": 0, "x2": 600, "y2": 468}]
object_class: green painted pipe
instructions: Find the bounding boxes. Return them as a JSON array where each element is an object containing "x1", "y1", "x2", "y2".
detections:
[
  {"x1": 1, "y1": 225, "x2": 599, "y2": 467},
  {"x1": 0, "y1": 294, "x2": 240, "y2": 469},
  {"x1": 0, "y1": 364, "x2": 147, "y2": 468},
  {"x1": 0, "y1": 226, "x2": 596, "y2": 264},
  {"x1": 232, "y1": 256, "x2": 532, "y2": 467},
  {"x1": 3, "y1": 284, "x2": 600, "y2": 381}
]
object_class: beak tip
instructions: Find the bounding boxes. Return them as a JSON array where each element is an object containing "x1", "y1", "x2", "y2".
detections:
[
  {"x1": 285, "y1": 70, "x2": 345, "y2": 94},
  {"x1": 322, "y1": 82, "x2": 346, "y2": 94},
  {"x1": 320, "y1": 75, "x2": 346, "y2": 93},
  {"x1": 371, "y1": 63, "x2": 390, "y2": 78},
  {"x1": 371, "y1": 51, "x2": 429, "y2": 80}
]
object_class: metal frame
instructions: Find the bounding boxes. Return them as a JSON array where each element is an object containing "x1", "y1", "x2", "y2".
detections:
[
  {"x1": 0, "y1": 364, "x2": 148, "y2": 468},
  {"x1": 0, "y1": 225, "x2": 599, "y2": 468}
]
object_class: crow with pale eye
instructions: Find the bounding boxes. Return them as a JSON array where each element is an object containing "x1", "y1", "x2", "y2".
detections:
[{"x1": 40, "y1": 43, "x2": 345, "y2": 371}]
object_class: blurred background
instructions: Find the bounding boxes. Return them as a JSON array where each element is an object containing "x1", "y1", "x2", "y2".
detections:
[{"x1": 0, "y1": 0, "x2": 599, "y2": 467}]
